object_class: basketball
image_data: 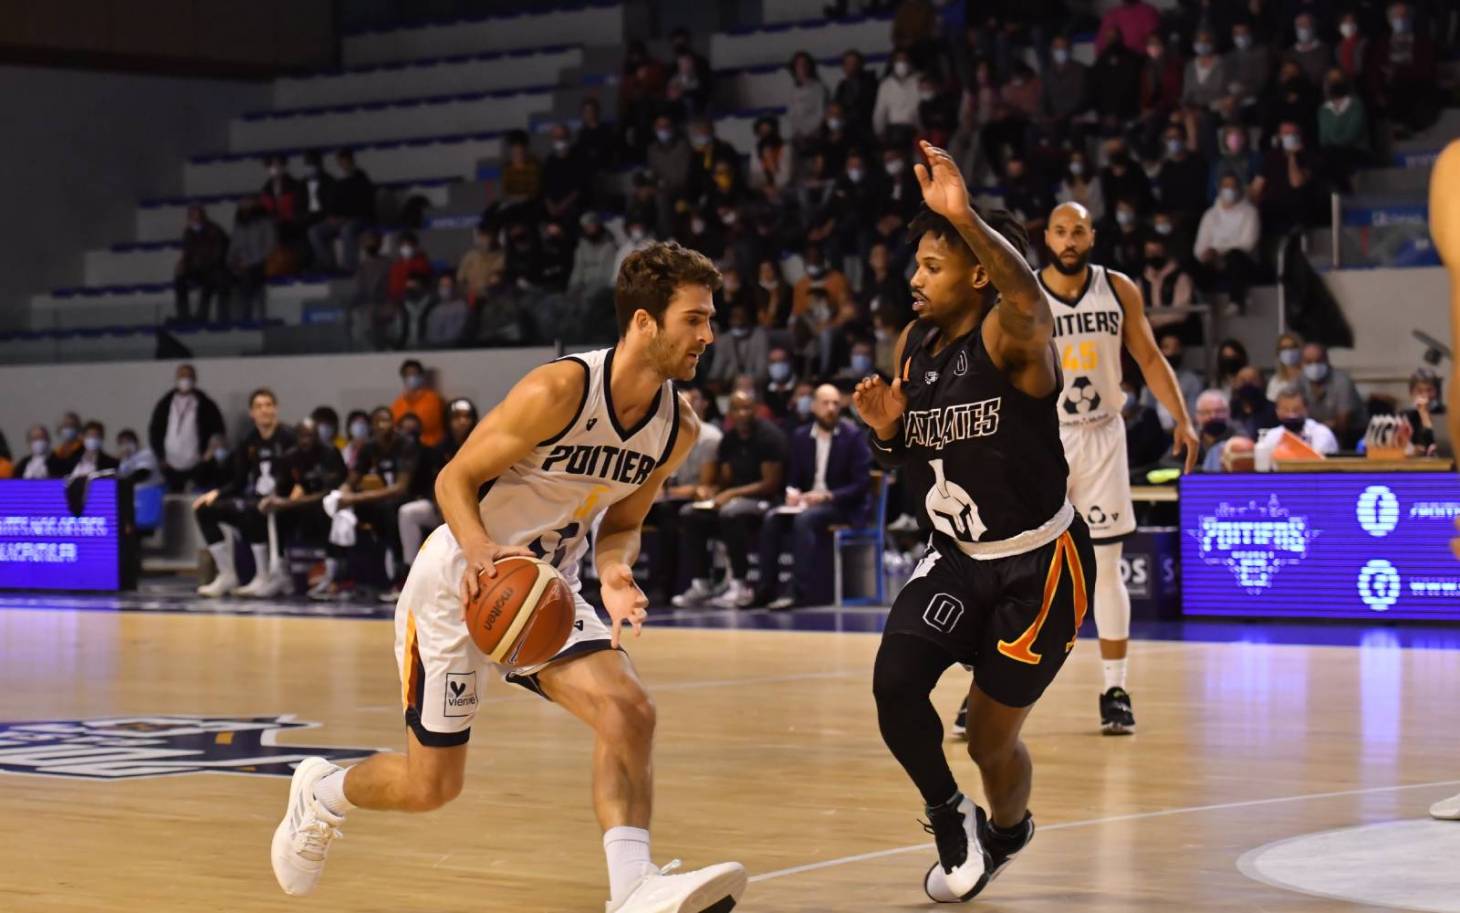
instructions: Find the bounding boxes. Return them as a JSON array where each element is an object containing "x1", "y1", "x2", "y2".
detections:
[{"x1": 464, "y1": 556, "x2": 574, "y2": 669}]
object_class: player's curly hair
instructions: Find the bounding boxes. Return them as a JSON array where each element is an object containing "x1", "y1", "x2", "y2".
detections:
[
  {"x1": 908, "y1": 204, "x2": 1033, "y2": 267},
  {"x1": 614, "y1": 240, "x2": 722, "y2": 336}
]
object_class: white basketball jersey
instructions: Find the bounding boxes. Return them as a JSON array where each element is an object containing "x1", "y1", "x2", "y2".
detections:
[
  {"x1": 478, "y1": 347, "x2": 680, "y2": 589},
  {"x1": 1042, "y1": 264, "x2": 1126, "y2": 426}
]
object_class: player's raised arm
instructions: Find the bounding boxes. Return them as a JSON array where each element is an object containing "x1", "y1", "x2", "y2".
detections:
[
  {"x1": 435, "y1": 360, "x2": 586, "y2": 600},
  {"x1": 1109, "y1": 269, "x2": 1199, "y2": 471},
  {"x1": 912, "y1": 140, "x2": 1050, "y2": 352},
  {"x1": 592, "y1": 395, "x2": 701, "y2": 646}
]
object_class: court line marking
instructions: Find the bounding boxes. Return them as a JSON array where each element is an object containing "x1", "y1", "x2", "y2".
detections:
[{"x1": 747, "y1": 778, "x2": 1460, "y2": 884}]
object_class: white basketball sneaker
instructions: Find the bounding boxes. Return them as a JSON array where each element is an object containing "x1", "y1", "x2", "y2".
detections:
[
  {"x1": 607, "y1": 860, "x2": 747, "y2": 913},
  {"x1": 1431, "y1": 792, "x2": 1460, "y2": 820},
  {"x1": 921, "y1": 794, "x2": 990, "y2": 902},
  {"x1": 197, "y1": 570, "x2": 240, "y2": 598},
  {"x1": 271, "y1": 757, "x2": 346, "y2": 896}
]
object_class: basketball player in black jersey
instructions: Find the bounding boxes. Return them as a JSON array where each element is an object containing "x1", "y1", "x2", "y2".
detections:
[{"x1": 855, "y1": 141, "x2": 1095, "y2": 902}]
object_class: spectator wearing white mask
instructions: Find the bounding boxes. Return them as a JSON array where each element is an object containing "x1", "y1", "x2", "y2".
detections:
[
  {"x1": 1290, "y1": 13, "x2": 1332, "y2": 89},
  {"x1": 612, "y1": 217, "x2": 656, "y2": 279},
  {"x1": 116, "y1": 428, "x2": 162, "y2": 487},
  {"x1": 148, "y1": 364, "x2": 225, "y2": 492},
  {"x1": 69, "y1": 421, "x2": 120, "y2": 480},
  {"x1": 1194, "y1": 173, "x2": 1262, "y2": 309},
  {"x1": 872, "y1": 50, "x2": 921, "y2": 139},
  {"x1": 1299, "y1": 343, "x2": 1366, "y2": 446},
  {"x1": 15, "y1": 425, "x2": 65, "y2": 480}
]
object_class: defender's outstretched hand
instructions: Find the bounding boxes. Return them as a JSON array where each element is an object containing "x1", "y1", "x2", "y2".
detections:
[
  {"x1": 854, "y1": 374, "x2": 907, "y2": 440},
  {"x1": 913, "y1": 140, "x2": 972, "y2": 221}
]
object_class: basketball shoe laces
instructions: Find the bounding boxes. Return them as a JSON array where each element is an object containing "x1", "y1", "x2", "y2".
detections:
[
  {"x1": 921, "y1": 806, "x2": 968, "y2": 872},
  {"x1": 293, "y1": 808, "x2": 343, "y2": 862}
]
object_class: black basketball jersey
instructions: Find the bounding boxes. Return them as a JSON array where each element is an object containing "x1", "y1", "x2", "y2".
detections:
[{"x1": 897, "y1": 319, "x2": 1069, "y2": 544}]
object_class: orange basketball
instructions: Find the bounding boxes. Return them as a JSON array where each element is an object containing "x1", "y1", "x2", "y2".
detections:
[{"x1": 464, "y1": 556, "x2": 574, "y2": 669}]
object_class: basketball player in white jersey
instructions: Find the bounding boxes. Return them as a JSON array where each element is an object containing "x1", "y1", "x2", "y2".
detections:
[
  {"x1": 1430, "y1": 139, "x2": 1460, "y2": 822},
  {"x1": 270, "y1": 242, "x2": 748, "y2": 913}
]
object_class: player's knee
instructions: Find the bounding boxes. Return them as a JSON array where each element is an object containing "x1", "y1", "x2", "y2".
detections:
[
  {"x1": 597, "y1": 688, "x2": 657, "y2": 743},
  {"x1": 406, "y1": 770, "x2": 463, "y2": 812},
  {"x1": 872, "y1": 655, "x2": 924, "y2": 711},
  {"x1": 965, "y1": 730, "x2": 1021, "y2": 769}
]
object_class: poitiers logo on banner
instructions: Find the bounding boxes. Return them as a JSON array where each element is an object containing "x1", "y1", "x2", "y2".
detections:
[
  {"x1": 0, "y1": 715, "x2": 378, "y2": 781},
  {"x1": 1188, "y1": 494, "x2": 1319, "y2": 594}
]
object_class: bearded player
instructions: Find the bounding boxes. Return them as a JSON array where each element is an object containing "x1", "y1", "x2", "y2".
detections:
[{"x1": 269, "y1": 242, "x2": 748, "y2": 913}]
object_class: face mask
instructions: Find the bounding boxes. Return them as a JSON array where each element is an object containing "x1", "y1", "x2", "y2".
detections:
[
  {"x1": 119, "y1": 442, "x2": 137, "y2": 458},
  {"x1": 827, "y1": 117, "x2": 844, "y2": 132},
  {"x1": 919, "y1": 89, "x2": 936, "y2": 102},
  {"x1": 720, "y1": 210, "x2": 737, "y2": 226},
  {"x1": 1295, "y1": 27, "x2": 1314, "y2": 43},
  {"x1": 1194, "y1": 42, "x2": 1213, "y2": 56},
  {"x1": 655, "y1": 128, "x2": 673, "y2": 144},
  {"x1": 59, "y1": 427, "x2": 77, "y2": 443},
  {"x1": 1303, "y1": 362, "x2": 1330, "y2": 383},
  {"x1": 404, "y1": 374, "x2": 424, "y2": 391},
  {"x1": 1234, "y1": 34, "x2": 1252, "y2": 50},
  {"x1": 1218, "y1": 356, "x2": 1245, "y2": 375},
  {"x1": 769, "y1": 362, "x2": 791, "y2": 382},
  {"x1": 806, "y1": 264, "x2": 825, "y2": 279},
  {"x1": 893, "y1": 61, "x2": 910, "y2": 78},
  {"x1": 1279, "y1": 416, "x2": 1306, "y2": 434},
  {"x1": 629, "y1": 227, "x2": 646, "y2": 242},
  {"x1": 1225, "y1": 133, "x2": 1246, "y2": 154},
  {"x1": 1278, "y1": 347, "x2": 1302, "y2": 367},
  {"x1": 690, "y1": 133, "x2": 711, "y2": 149},
  {"x1": 1281, "y1": 134, "x2": 1302, "y2": 152},
  {"x1": 214, "y1": 447, "x2": 230, "y2": 462},
  {"x1": 177, "y1": 377, "x2": 194, "y2": 394},
  {"x1": 83, "y1": 436, "x2": 102, "y2": 452},
  {"x1": 1340, "y1": 21, "x2": 1358, "y2": 38},
  {"x1": 730, "y1": 326, "x2": 751, "y2": 338},
  {"x1": 1115, "y1": 210, "x2": 1135, "y2": 228},
  {"x1": 1069, "y1": 161, "x2": 1085, "y2": 177},
  {"x1": 885, "y1": 160, "x2": 904, "y2": 177},
  {"x1": 1220, "y1": 187, "x2": 1240, "y2": 204},
  {"x1": 691, "y1": 218, "x2": 706, "y2": 234},
  {"x1": 1051, "y1": 48, "x2": 1070, "y2": 65},
  {"x1": 31, "y1": 440, "x2": 48, "y2": 456},
  {"x1": 850, "y1": 354, "x2": 874, "y2": 375},
  {"x1": 795, "y1": 394, "x2": 814, "y2": 417},
  {"x1": 847, "y1": 167, "x2": 864, "y2": 183},
  {"x1": 1154, "y1": 222, "x2": 1173, "y2": 237},
  {"x1": 759, "y1": 278, "x2": 778, "y2": 291},
  {"x1": 350, "y1": 420, "x2": 370, "y2": 441},
  {"x1": 552, "y1": 140, "x2": 570, "y2": 155},
  {"x1": 1201, "y1": 419, "x2": 1229, "y2": 439},
  {"x1": 1147, "y1": 255, "x2": 1169, "y2": 269},
  {"x1": 318, "y1": 424, "x2": 336, "y2": 444},
  {"x1": 399, "y1": 245, "x2": 416, "y2": 259},
  {"x1": 1166, "y1": 138, "x2": 1184, "y2": 157}
]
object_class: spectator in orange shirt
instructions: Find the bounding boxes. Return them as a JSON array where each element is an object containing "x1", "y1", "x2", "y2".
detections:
[{"x1": 390, "y1": 359, "x2": 446, "y2": 447}]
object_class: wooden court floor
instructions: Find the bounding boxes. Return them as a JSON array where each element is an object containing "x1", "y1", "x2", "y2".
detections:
[{"x1": 1, "y1": 607, "x2": 1458, "y2": 912}]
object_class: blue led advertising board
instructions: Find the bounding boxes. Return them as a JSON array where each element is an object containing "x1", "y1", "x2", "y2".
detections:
[{"x1": 0, "y1": 480, "x2": 122, "y2": 591}]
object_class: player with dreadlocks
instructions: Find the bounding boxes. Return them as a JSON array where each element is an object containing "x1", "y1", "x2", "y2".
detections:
[{"x1": 854, "y1": 141, "x2": 1095, "y2": 902}]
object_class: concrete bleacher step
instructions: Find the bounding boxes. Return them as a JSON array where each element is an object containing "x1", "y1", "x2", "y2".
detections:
[
  {"x1": 27, "y1": 278, "x2": 335, "y2": 331},
  {"x1": 342, "y1": 2, "x2": 622, "y2": 69},
  {"x1": 84, "y1": 245, "x2": 179, "y2": 287},
  {"x1": 137, "y1": 177, "x2": 463, "y2": 242},
  {"x1": 274, "y1": 44, "x2": 583, "y2": 110},
  {"x1": 228, "y1": 86, "x2": 555, "y2": 154},
  {"x1": 184, "y1": 133, "x2": 491, "y2": 197},
  {"x1": 710, "y1": 14, "x2": 892, "y2": 69},
  {"x1": 1391, "y1": 107, "x2": 1460, "y2": 155}
]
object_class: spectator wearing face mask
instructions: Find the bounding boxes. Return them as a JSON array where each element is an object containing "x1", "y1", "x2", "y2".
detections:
[
  {"x1": 1139, "y1": 34, "x2": 1185, "y2": 126},
  {"x1": 1095, "y1": 198, "x2": 1147, "y2": 277},
  {"x1": 259, "y1": 154, "x2": 306, "y2": 266},
  {"x1": 341, "y1": 411, "x2": 370, "y2": 471},
  {"x1": 1290, "y1": 14, "x2": 1332, "y2": 89},
  {"x1": 1194, "y1": 174, "x2": 1262, "y2": 309},
  {"x1": 423, "y1": 274, "x2": 471, "y2": 349},
  {"x1": 174, "y1": 205, "x2": 231, "y2": 323},
  {"x1": 612, "y1": 217, "x2": 656, "y2": 281},
  {"x1": 1056, "y1": 151, "x2": 1105, "y2": 224},
  {"x1": 792, "y1": 244, "x2": 853, "y2": 325},
  {"x1": 1299, "y1": 342, "x2": 1366, "y2": 445},
  {"x1": 1213, "y1": 338, "x2": 1251, "y2": 396},
  {"x1": 834, "y1": 338, "x2": 879, "y2": 382},
  {"x1": 1042, "y1": 35, "x2": 1092, "y2": 130},
  {"x1": 299, "y1": 149, "x2": 335, "y2": 232},
  {"x1": 115, "y1": 428, "x2": 160, "y2": 487},
  {"x1": 1154, "y1": 128, "x2": 1209, "y2": 229},
  {"x1": 1317, "y1": 67, "x2": 1369, "y2": 191},
  {"x1": 1255, "y1": 386, "x2": 1340, "y2": 468},
  {"x1": 1267, "y1": 333, "x2": 1305, "y2": 401},
  {"x1": 456, "y1": 224, "x2": 505, "y2": 306},
  {"x1": 1231, "y1": 365, "x2": 1279, "y2": 439},
  {"x1": 541, "y1": 123, "x2": 585, "y2": 226},
  {"x1": 708, "y1": 305, "x2": 770, "y2": 391},
  {"x1": 68, "y1": 421, "x2": 119, "y2": 480},
  {"x1": 16, "y1": 425, "x2": 65, "y2": 479},
  {"x1": 1226, "y1": 22, "x2": 1273, "y2": 107},
  {"x1": 390, "y1": 359, "x2": 445, "y2": 448},
  {"x1": 1403, "y1": 369, "x2": 1447, "y2": 457},
  {"x1": 1182, "y1": 30, "x2": 1230, "y2": 112},
  {"x1": 786, "y1": 51, "x2": 829, "y2": 145},
  {"x1": 1210, "y1": 125, "x2": 1262, "y2": 200},
  {"x1": 311, "y1": 406, "x2": 343, "y2": 453},
  {"x1": 876, "y1": 147, "x2": 921, "y2": 223},
  {"x1": 753, "y1": 258, "x2": 793, "y2": 329},
  {"x1": 1141, "y1": 333, "x2": 1203, "y2": 431},
  {"x1": 1335, "y1": 12, "x2": 1367, "y2": 82},
  {"x1": 1099, "y1": 139, "x2": 1154, "y2": 216},
  {"x1": 872, "y1": 50, "x2": 922, "y2": 139},
  {"x1": 1139, "y1": 238, "x2": 1197, "y2": 339},
  {"x1": 1193, "y1": 390, "x2": 1235, "y2": 471},
  {"x1": 51, "y1": 412, "x2": 84, "y2": 476},
  {"x1": 149, "y1": 363, "x2": 226, "y2": 492},
  {"x1": 1251, "y1": 121, "x2": 1323, "y2": 236},
  {"x1": 192, "y1": 433, "x2": 233, "y2": 492},
  {"x1": 763, "y1": 347, "x2": 800, "y2": 418}
]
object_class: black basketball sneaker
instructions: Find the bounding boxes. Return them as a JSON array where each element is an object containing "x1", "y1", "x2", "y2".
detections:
[
  {"x1": 978, "y1": 811, "x2": 1035, "y2": 890},
  {"x1": 1100, "y1": 686, "x2": 1136, "y2": 735},
  {"x1": 922, "y1": 794, "x2": 991, "y2": 902}
]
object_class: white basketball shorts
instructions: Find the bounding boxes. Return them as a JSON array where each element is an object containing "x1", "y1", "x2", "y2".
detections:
[{"x1": 1059, "y1": 416, "x2": 1137, "y2": 542}]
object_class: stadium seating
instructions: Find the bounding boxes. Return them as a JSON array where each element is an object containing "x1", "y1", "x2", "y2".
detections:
[{"x1": 341, "y1": 1, "x2": 622, "y2": 68}]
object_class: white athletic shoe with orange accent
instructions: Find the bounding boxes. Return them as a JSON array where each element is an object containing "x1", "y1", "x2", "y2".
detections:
[
  {"x1": 607, "y1": 860, "x2": 747, "y2": 913},
  {"x1": 271, "y1": 757, "x2": 345, "y2": 896},
  {"x1": 1431, "y1": 792, "x2": 1460, "y2": 820}
]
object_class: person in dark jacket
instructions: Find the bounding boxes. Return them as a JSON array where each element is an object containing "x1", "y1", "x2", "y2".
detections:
[
  {"x1": 755, "y1": 384, "x2": 872, "y2": 608},
  {"x1": 14, "y1": 425, "x2": 67, "y2": 479},
  {"x1": 149, "y1": 363, "x2": 226, "y2": 492},
  {"x1": 309, "y1": 148, "x2": 376, "y2": 274},
  {"x1": 173, "y1": 205, "x2": 230, "y2": 323}
]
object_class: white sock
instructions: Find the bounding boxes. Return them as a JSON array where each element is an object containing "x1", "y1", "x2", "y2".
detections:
[
  {"x1": 208, "y1": 542, "x2": 235, "y2": 578},
  {"x1": 323, "y1": 558, "x2": 339, "y2": 584},
  {"x1": 312, "y1": 767, "x2": 353, "y2": 818},
  {"x1": 1102, "y1": 658, "x2": 1128, "y2": 691},
  {"x1": 603, "y1": 826, "x2": 655, "y2": 904},
  {"x1": 250, "y1": 543, "x2": 269, "y2": 580}
]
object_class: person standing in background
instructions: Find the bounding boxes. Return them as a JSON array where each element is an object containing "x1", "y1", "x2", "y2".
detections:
[{"x1": 149, "y1": 364, "x2": 226, "y2": 492}]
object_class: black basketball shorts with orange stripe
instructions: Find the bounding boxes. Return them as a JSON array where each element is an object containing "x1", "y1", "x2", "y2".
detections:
[{"x1": 883, "y1": 515, "x2": 1096, "y2": 709}]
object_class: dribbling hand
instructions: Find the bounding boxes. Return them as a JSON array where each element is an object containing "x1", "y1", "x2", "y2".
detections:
[
  {"x1": 913, "y1": 140, "x2": 972, "y2": 222},
  {"x1": 460, "y1": 539, "x2": 535, "y2": 605},
  {"x1": 853, "y1": 374, "x2": 907, "y2": 440}
]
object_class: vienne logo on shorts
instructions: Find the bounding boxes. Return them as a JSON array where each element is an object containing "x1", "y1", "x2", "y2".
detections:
[
  {"x1": 923, "y1": 593, "x2": 964, "y2": 634},
  {"x1": 444, "y1": 671, "x2": 479, "y2": 717}
]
